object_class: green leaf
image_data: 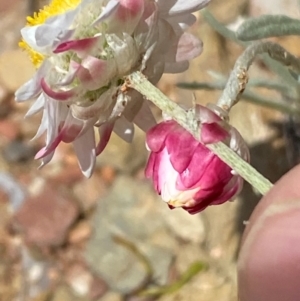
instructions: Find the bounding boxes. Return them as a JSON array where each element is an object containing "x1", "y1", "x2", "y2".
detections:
[
  {"x1": 201, "y1": 9, "x2": 247, "y2": 46},
  {"x1": 202, "y1": 10, "x2": 298, "y2": 89},
  {"x1": 236, "y1": 15, "x2": 300, "y2": 41}
]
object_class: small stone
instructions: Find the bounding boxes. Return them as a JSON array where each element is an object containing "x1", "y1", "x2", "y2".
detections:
[
  {"x1": 85, "y1": 176, "x2": 174, "y2": 294},
  {"x1": 66, "y1": 264, "x2": 93, "y2": 297},
  {"x1": 65, "y1": 263, "x2": 107, "y2": 300},
  {"x1": 99, "y1": 292, "x2": 123, "y2": 301},
  {"x1": 89, "y1": 274, "x2": 108, "y2": 300},
  {"x1": 162, "y1": 208, "x2": 206, "y2": 244},
  {"x1": 67, "y1": 221, "x2": 92, "y2": 245},
  {"x1": 14, "y1": 186, "x2": 79, "y2": 248},
  {"x1": 51, "y1": 285, "x2": 90, "y2": 301},
  {"x1": 21, "y1": 247, "x2": 52, "y2": 298}
]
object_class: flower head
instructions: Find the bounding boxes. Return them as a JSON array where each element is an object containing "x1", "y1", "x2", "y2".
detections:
[
  {"x1": 15, "y1": 0, "x2": 209, "y2": 177},
  {"x1": 145, "y1": 104, "x2": 249, "y2": 214}
]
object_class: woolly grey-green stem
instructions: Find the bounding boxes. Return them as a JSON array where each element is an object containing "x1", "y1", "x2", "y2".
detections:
[
  {"x1": 218, "y1": 41, "x2": 300, "y2": 112},
  {"x1": 127, "y1": 71, "x2": 273, "y2": 195},
  {"x1": 177, "y1": 81, "x2": 300, "y2": 116},
  {"x1": 201, "y1": 10, "x2": 297, "y2": 88},
  {"x1": 236, "y1": 15, "x2": 300, "y2": 41}
]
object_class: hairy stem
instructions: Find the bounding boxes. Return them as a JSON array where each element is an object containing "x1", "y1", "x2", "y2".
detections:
[
  {"x1": 177, "y1": 81, "x2": 300, "y2": 116},
  {"x1": 202, "y1": 10, "x2": 297, "y2": 88},
  {"x1": 127, "y1": 72, "x2": 273, "y2": 195},
  {"x1": 218, "y1": 41, "x2": 300, "y2": 111}
]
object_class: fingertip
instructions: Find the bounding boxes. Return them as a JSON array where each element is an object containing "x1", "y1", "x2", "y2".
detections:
[
  {"x1": 238, "y1": 202, "x2": 300, "y2": 301},
  {"x1": 238, "y1": 164, "x2": 300, "y2": 301},
  {"x1": 242, "y1": 163, "x2": 300, "y2": 240}
]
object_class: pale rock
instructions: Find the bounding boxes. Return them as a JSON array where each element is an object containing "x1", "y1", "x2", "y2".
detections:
[
  {"x1": 99, "y1": 292, "x2": 123, "y2": 301},
  {"x1": 65, "y1": 263, "x2": 107, "y2": 299},
  {"x1": 68, "y1": 221, "x2": 92, "y2": 245},
  {"x1": 85, "y1": 176, "x2": 175, "y2": 293},
  {"x1": 52, "y1": 286, "x2": 90, "y2": 301},
  {"x1": 163, "y1": 208, "x2": 205, "y2": 244}
]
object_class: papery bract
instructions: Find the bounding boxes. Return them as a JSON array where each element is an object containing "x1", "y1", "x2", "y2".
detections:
[
  {"x1": 145, "y1": 105, "x2": 250, "y2": 214},
  {"x1": 16, "y1": 0, "x2": 210, "y2": 177}
]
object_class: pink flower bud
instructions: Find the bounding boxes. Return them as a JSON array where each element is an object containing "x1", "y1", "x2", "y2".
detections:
[{"x1": 145, "y1": 105, "x2": 249, "y2": 214}]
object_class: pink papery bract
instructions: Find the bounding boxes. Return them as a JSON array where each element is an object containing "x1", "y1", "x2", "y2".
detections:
[{"x1": 145, "y1": 105, "x2": 249, "y2": 214}]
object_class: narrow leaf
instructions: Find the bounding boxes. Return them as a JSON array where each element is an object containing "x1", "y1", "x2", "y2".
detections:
[
  {"x1": 202, "y1": 10, "x2": 297, "y2": 87},
  {"x1": 237, "y1": 15, "x2": 300, "y2": 41},
  {"x1": 177, "y1": 81, "x2": 300, "y2": 116}
]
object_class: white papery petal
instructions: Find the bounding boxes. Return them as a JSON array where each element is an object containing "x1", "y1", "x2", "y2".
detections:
[
  {"x1": 21, "y1": 0, "x2": 90, "y2": 53},
  {"x1": 44, "y1": 99, "x2": 68, "y2": 148},
  {"x1": 15, "y1": 60, "x2": 50, "y2": 102},
  {"x1": 134, "y1": 6, "x2": 158, "y2": 50},
  {"x1": 158, "y1": 0, "x2": 210, "y2": 16},
  {"x1": 38, "y1": 151, "x2": 55, "y2": 169},
  {"x1": 175, "y1": 33, "x2": 203, "y2": 61},
  {"x1": 31, "y1": 109, "x2": 48, "y2": 141},
  {"x1": 92, "y1": 0, "x2": 119, "y2": 25},
  {"x1": 71, "y1": 87, "x2": 117, "y2": 121},
  {"x1": 166, "y1": 14, "x2": 197, "y2": 34},
  {"x1": 57, "y1": 60, "x2": 80, "y2": 86},
  {"x1": 59, "y1": 110, "x2": 96, "y2": 142},
  {"x1": 164, "y1": 61, "x2": 189, "y2": 73},
  {"x1": 113, "y1": 116, "x2": 134, "y2": 143},
  {"x1": 25, "y1": 94, "x2": 45, "y2": 117},
  {"x1": 73, "y1": 128, "x2": 96, "y2": 178},
  {"x1": 109, "y1": 92, "x2": 129, "y2": 120},
  {"x1": 133, "y1": 101, "x2": 156, "y2": 132},
  {"x1": 156, "y1": 19, "x2": 177, "y2": 56},
  {"x1": 96, "y1": 122, "x2": 114, "y2": 155},
  {"x1": 106, "y1": 34, "x2": 139, "y2": 75},
  {"x1": 78, "y1": 56, "x2": 117, "y2": 90},
  {"x1": 52, "y1": 29, "x2": 75, "y2": 50}
]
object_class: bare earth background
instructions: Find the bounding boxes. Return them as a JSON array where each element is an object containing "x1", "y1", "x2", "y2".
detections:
[{"x1": 0, "y1": 0, "x2": 299, "y2": 300}]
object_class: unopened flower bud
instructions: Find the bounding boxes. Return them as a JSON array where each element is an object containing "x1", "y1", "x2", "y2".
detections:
[{"x1": 145, "y1": 104, "x2": 249, "y2": 214}]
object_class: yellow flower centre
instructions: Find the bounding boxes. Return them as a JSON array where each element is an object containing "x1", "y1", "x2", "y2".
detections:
[{"x1": 19, "y1": 0, "x2": 81, "y2": 67}]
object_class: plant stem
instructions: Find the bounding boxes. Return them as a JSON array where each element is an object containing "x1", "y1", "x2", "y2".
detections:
[
  {"x1": 177, "y1": 81, "x2": 300, "y2": 116},
  {"x1": 218, "y1": 41, "x2": 300, "y2": 111},
  {"x1": 127, "y1": 71, "x2": 273, "y2": 195},
  {"x1": 202, "y1": 10, "x2": 297, "y2": 88}
]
